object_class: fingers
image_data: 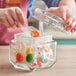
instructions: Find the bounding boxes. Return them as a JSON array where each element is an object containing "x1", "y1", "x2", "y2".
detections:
[
  {"x1": 7, "y1": 7, "x2": 25, "y2": 28},
  {"x1": 58, "y1": 6, "x2": 66, "y2": 21},
  {"x1": 66, "y1": 9, "x2": 73, "y2": 24},
  {"x1": 4, "y1": 13, "x2": 14, "y2": 27},
  {"x1": 15, "y1": 7, "x2": 25, "y2": 25},
  {"x1": 63, "y1": 17, "x2": 73, "y2": 31},
  {"x1": 45, "y1": 6, "x2": 67, "y2": 20},
  {"x1": 0, "y1": 16, "x2": 10, "y2": 27},
  {"x1": 3, "y1": 9, "x2": 17, "y2": 28},
  {"x1": 70, "y1": 20, "x2": 76, "y2": 32},
  {"x1": 66, "y1": 17, "x2": 73, "y2": 25},
  {"x1": 45, "y1": 7, "x2": 59, "y2": 13},
  {"x1": 0, "y1": 7, "x2": 26, "y2": 28},
  {"x1": 8, "y1": 8, "x2": 19, "y2": 22},
  {"x1": 64, "y1": 19, "x2": 76, "y2": 32},
  {"x1": 71, "y1": 26, "x2": 76, "y2": 32},
  {"x1": 65, "y1": 25, "x2": 72, "y2": 31},
  {"x1": 63, "y1": 9, "x2": 76, "y2": 32}
]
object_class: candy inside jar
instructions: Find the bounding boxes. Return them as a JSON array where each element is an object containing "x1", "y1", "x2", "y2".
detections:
[{"x1": 9, "y1": 26, "x2": 57, "y2": 71}]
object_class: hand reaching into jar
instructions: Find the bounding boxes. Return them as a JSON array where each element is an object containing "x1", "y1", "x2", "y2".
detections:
[{"x1": 0, "y1": 7, "x2": 26, "y2": 28}]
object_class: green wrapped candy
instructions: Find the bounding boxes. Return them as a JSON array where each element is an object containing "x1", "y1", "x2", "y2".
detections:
[
  {"x1": 41, "y1": 58, "x2": 48, "y2": 63},
  {"x1": 26, "y1": 53, "x2": 33, "y2": 63},
  {"x1": 40, "y1": 55, "x2": 48, "y2": 63}
]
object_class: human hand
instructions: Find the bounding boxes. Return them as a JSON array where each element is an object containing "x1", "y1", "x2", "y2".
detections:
[
  {"x1": 46, "y1": 6, "x2": 76, "y2": 32},
  {"x1": 0, "y1": 7, "x2": 26, "y2": 28}
]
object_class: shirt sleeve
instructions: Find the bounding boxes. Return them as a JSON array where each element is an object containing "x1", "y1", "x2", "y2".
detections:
[
  {"x1": 43, "y1": 0, "x2": 60, "y2": 8},
  {"x1": 27, "y1": 0, "x2": 34, "y2": 18}
]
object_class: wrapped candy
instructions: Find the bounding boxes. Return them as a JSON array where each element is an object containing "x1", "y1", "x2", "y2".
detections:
[{"x1": 14, "y1": 26, "x2": 41, "y2": 40}]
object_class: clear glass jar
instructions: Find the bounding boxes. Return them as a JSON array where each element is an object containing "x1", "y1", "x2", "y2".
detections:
[{"x1": 9, "y1": 34, "x2": 57, "y2": 71}]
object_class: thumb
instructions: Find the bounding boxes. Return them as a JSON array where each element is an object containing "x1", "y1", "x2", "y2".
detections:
[{"x1": 45, "y1": 7, "x2": 59, "y2": 13}]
